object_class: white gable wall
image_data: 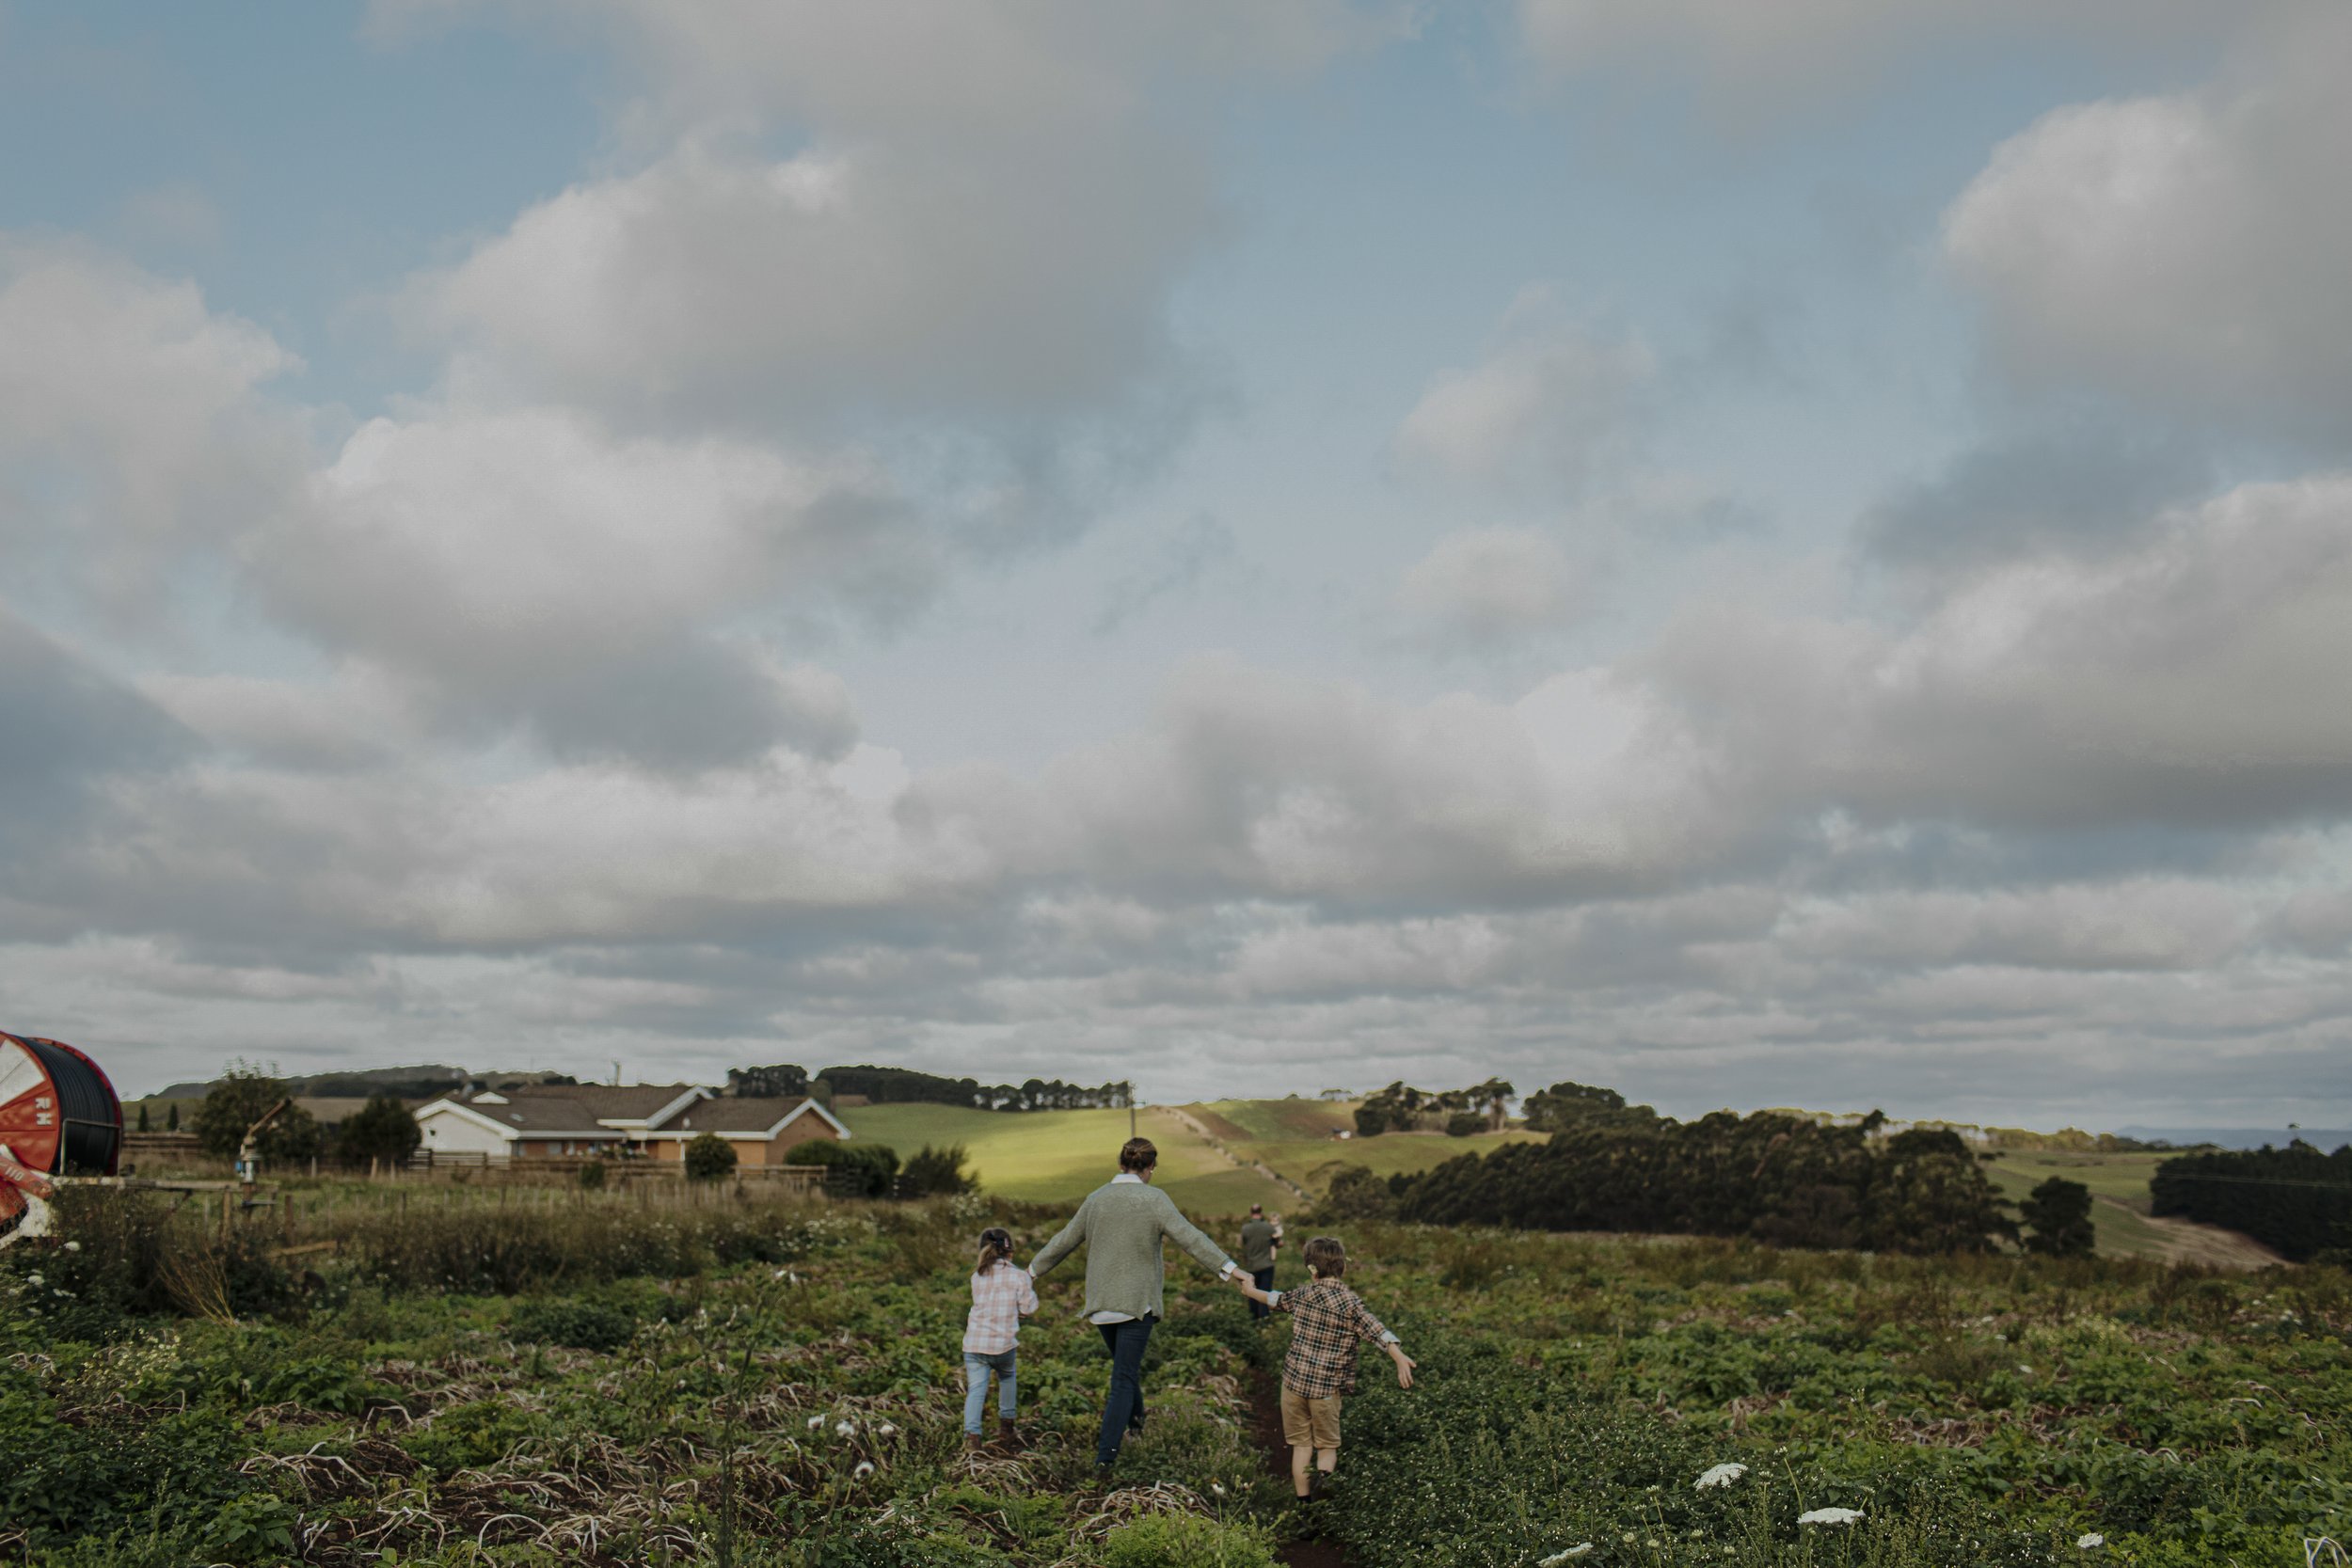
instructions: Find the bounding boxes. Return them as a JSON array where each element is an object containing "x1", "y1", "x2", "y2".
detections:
[{"x1": 418, "y1": 1106, "x2": 514, "y2": 1158}]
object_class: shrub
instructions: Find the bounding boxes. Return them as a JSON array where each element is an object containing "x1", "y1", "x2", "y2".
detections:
[
  {"x1": 788, "y1": 1139, "x2": 901, "y2": 1197},
  {"x1": 579, "y1": 1157, "x2": 608, "y2": 1190},
  {"x1": 684, "y1": 1132, "x2": 739, "y2": 1182},
  {"x1": 1444, "y1": 1112, "x2": 1485, "y2": 1137},
  {"x1": 1319, "y1": 1164, "x2": 1394, "y2": 1220},
  {"x1": 510, "y1": 1294, "x2": 638, "y2": 1352},
  {"x1": 899, "y1": 1143, "x2": 977, "y2": 1196},
  {"x1": 1100, "y1": 1513, "x2": 1277, "y2": 1568}
]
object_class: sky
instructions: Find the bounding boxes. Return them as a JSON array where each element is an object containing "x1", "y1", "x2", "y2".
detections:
[{"x1": 3, "y1": 1, "x2": 2349, "y2": 1128}]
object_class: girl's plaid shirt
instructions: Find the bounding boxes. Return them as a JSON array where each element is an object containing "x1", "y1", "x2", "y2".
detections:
[
  {"x1": 962, "y1": 1263, "x2": 1038, "y2": 1354},
  {"x1": 1266, "y1": 1278, "x2": 1397, "y2": 1398}
]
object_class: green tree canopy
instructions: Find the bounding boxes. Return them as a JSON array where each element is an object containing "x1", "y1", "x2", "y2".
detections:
[
  {"x1": 2018, "y1": 1176, "x2": 2097, "y2": 1257},
  {"x1": 339, "y1": 1094, "x2": 421, "y2": 1168},
  {"x1": 190, "y1": 1064, "x2": 319, "y2": 1164}
]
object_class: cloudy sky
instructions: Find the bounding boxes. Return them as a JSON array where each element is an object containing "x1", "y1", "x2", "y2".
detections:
[{"x1": 4, "y1": 2, "x2": 2348, "y2": 1127}]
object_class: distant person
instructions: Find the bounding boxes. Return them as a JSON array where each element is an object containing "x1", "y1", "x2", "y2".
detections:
[
  {"x1": 961, "y1": 1226, "x2": 1037, "y2": 1452},
  {"x1": 1238, "y1": 1203, "x2": 1282, "y2": 1320},
  {"x1": 1233, "y1": 1235, "x2": 1415, "y2": 1503},
  {"x1": 1029, "y1": 1137, "x2": 1244, "y2": 1480}
]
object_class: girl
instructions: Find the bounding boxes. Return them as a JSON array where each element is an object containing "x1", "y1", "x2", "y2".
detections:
[{"x1": 961, "y1": 1226, "x2": 1038, "y2": 1450}]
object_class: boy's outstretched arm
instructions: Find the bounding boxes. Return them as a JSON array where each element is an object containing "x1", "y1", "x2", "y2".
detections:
[{"x1": 1385, "y1": 1340, "x2": 1416, "y2": 1389}]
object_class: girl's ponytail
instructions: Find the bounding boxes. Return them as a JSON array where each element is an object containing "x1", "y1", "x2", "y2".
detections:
[{"x1": 976, "y1": 1226, "x2": 1014, "y2": 1275}]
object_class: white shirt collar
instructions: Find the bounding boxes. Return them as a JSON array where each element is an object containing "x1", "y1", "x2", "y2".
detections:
[{"x1": 1111, "y1": 1172, "x2": 1144, "y2": 1183}]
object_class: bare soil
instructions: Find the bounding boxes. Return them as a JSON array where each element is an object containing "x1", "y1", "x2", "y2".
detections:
[{"x1": 1248, "y1": 1368, "x2": 1351, "y2": 1568}]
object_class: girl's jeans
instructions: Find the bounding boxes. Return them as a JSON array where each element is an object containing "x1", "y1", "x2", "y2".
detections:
[{"x1": 963, "y1": 1348, "x2": 1018, "y2": 1434}]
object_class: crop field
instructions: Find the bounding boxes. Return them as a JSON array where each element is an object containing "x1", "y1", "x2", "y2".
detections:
[{"x1": 6, "y1": 1176, "x2": 2347, "y2": 1568}]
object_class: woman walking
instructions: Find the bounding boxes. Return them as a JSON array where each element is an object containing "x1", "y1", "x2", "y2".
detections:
[{"x1": 1029, "y1": 1137, "x2": 1243, "y2": 1480}]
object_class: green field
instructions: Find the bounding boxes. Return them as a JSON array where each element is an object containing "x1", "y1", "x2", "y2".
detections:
[
  {"x1": 833, "y1": 1103, "x2": 1282, "y2": 1211},
  {"x1": 837, "y1": 1099, "x2": 1550, "y2": 1218},
  {"x1": 10, "y1": 1180, "x2": 2345, "y2": 1566},
  {"x1": 1981, "y1": 1148, "x2": 2278, "y2": 1266}
]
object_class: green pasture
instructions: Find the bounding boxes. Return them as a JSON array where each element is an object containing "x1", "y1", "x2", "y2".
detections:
[
  {"x1": 832, "y1": 1103, "x2": 1282, "y2": 1212},
  {"x1": 836, "y1": 1099, "x2": 1551, "y2": 1215}
]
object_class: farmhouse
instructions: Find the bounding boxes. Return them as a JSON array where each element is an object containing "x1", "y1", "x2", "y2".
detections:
[{"x1": 413, "y1": 1084, "x2": 849, "y2": 1165}]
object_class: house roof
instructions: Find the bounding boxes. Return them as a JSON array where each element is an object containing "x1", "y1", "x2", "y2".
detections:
[
  {"x1": 660, "y1": 1096, "x2": 850, "y2": 1139},
  {"x1": 417, "y1": 1086, "x2": 848, "y2": 1144},
  {"x1": 486, "y1": 1083, "x2": 708, "y2": 1122},
  {"x1": 417, "y1": 1097, "x2": 612, "y2": 1140}
]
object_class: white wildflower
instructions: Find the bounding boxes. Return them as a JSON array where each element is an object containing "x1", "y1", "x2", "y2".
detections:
[
  {"x1": 853, "y1": 1461, "x2": 875, "y2": 1479},
  {"x1": 834, "y1": 1419, "x2": 855, "y2": 1436},
  {"x1": 1537, "y1": 1546, "x2": 1594, "y2": 1565},
  {"x1": 2076, "y1": 1534, "x2": 2105, "y2": 1549},
  {"x1": 1211, "y1": 1482, "x2": 1226, "y2": 1497},
  {"x1": 1798, "y1": 1507, "x2": 1864, "y2": 1526},
  {"x1": 877, "y1": 1422, "x2": 898, "y2": 1437},
  {"x1": 1694, "y1": 1462, "x2": 1748, "y2": 1490},
  {"x1": 806, "y1": 1416, "x2": 824, "y2": 1431},
  {"x1": 2017, "y1": 1364, "x2": 2034, "y2": 1375},
  {"x1": 24, "y1": 1275, "x2": 40, "y2": 1287},
  {"x1": 63, "y1": 1242, "x2": 80, "y2": 1252}
]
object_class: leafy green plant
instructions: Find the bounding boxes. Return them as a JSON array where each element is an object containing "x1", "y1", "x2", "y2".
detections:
[
  {"x1": 1100, "y1": 1513, "x2": 1277, "y2": 1568},
  {"x1": 686, "y1": 1131, "x2": 740, "y2": 1181}
]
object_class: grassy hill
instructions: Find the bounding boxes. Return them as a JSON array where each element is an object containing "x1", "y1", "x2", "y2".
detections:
[
  {"x1": 833, "y1": 1098, "x2": 1548, "y2": 1219},
  {"x1": 834, "y1": 1100, "x2": 2277, "y2": 1266}
]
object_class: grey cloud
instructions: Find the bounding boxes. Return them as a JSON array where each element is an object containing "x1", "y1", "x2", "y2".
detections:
[
  {"x1": 1516, "y1": 0, "x2": 2317, "y2": 103},
  {"x1": 1859, "y1": 421, "x2": 2214, "y2": 578},
  {"x1": 1394, "y1": 528, "x2": 1591, "y2": 650},
  {"x1": 0, "y1": 606, "x2": 192, "y2": 851},
  {"x1": 1650, "y1": 475, "x2": 2352, "y2": 833}
]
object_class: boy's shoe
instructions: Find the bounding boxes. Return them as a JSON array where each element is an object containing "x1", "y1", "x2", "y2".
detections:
[
  {"x1": 1093, "y1": 1461, "x2": 1116, "y2": 1487},
  {"x1": 995, "y1": 1417, "x2": 1024, "y2": 1451},
  {"x1": 963, "y1": 1433, "x2": 986, "y2": 1454}
]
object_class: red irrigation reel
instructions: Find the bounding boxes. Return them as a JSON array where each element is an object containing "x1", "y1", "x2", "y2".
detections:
[{"x1": 0, "y1": 1031, "x2": 123, "y2": 1246}]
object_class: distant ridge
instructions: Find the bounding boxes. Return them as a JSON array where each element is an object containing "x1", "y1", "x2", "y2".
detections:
[{"x1": 2116, "y1": 1126, "x2": 2352, "y2": 1152}]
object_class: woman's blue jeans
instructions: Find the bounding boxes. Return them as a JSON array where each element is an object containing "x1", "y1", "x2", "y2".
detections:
[
  {"x1": 963, "y1": 1348, "x2": 1017, "y2": 1435},
  {"x1": 1094, "y1": 1314, "x2": 1156, "y2": 1466}
]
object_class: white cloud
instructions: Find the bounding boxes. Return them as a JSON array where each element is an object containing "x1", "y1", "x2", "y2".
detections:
[
  {"x1": 1397, "y1": 528, "x2": 1589, "y2": 647},
  {"x1": 1943, "y1": 12, "x2": 2352, "y2": 442},
  {"x1": 0, "y1": 240, "x2": 305, "y2": 613},
  {"x1": 1397, "y1": 297, "x2": 1654, "y2": 499},
  {"x1": 257, "y1": 403, "x2": 909, "y2": 763}
]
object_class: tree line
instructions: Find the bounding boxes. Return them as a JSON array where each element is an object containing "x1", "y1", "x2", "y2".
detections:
[
  {"x1": 730, "y1": 1062, "x2": 1133, "y2": 1112},
  {"x1": 1327, "y1": 1081, "x2": 2019, "y2": 1255},
  {"x1": 1353, "y1": 1078, "x2": 1515, "y2": 1136},
  {"x1": 2150, "y1": 1141, "x2": 2352, "y2": 1262}
]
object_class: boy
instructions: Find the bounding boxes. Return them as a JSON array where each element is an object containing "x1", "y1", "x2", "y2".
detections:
[{"x1": 1234, "y1": 1235, "x2": 1414, "y2": 1500}]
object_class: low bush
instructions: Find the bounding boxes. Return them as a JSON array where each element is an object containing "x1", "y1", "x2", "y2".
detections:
[{"x1": 1100, "y1": 1512, "x2": 1277, "y2": 1568}]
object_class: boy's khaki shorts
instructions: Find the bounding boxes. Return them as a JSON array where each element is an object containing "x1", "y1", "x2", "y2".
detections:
[{"x1": 1279, "y1": 1386, "x2": 1342, "y2": 1449}]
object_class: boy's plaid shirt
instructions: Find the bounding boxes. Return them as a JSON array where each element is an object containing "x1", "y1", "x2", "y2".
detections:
[
  {"x1": 1270, "y1": 1278, "x2": 1395, "y2": 1398},
  {"x1": 962, "y1": 1263, "x2": 1039, "y2": 1354}
]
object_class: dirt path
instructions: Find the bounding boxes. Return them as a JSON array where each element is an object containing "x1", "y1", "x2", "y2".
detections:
[
  {"x1": 2099, "y1": 1196, "x2": 2286, "y2": 1270},
  {"x1": 1248, "y1": 1369, "x2": 1351, "y2": 1568},
  {"x1": 1163, "y1": 1105, "x2": 1314, "y2": 1206}
]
